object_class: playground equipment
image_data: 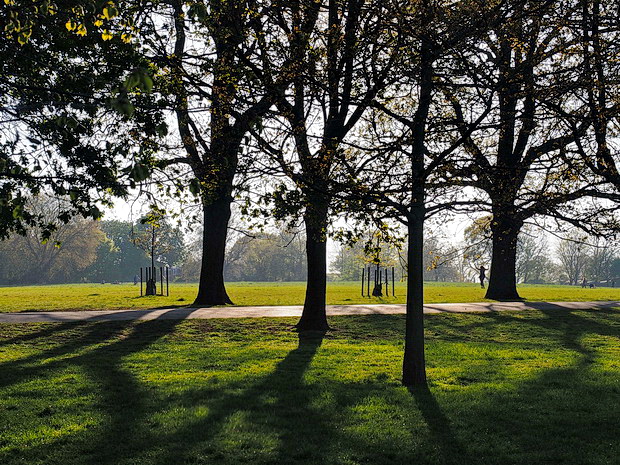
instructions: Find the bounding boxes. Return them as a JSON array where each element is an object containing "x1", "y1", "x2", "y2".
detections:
[{"x1": 139, "y1": 266, "x2": 170, "y2": 297}]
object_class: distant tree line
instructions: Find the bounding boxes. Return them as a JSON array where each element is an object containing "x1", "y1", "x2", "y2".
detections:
[
  {"x1": 181, "y1": 231, "x2": 307, "y2": 283},
  {"x1": 0, "y1": 200, "x2": 184, "y2": 285},
  {"x1": 332, "y1": 224, "x2": 620, "y2": 286}
]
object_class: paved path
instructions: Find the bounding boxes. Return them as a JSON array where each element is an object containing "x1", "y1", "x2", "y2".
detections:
[{"x1": 0, "y1": 301, "x2": 618, "y2": 323}]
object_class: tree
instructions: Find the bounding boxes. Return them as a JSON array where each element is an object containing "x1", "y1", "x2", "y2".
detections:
[
  {"x1": 555, "y1": 232, "x2": 589, "y2": 285},
  {"x1": 610, "y1": 258, "x2": 620, "y2": 283},
  {"x1": 462, "y1": 216, "x2": 493, "y2": 281},
  {"x1": 328, "y1": 0, "x2": 499, "y2": 385},
  {"x1": 132, "y1": 210, "x2": 184, "y2": 267},
  {"x1": 0, "y1": 197, "x2": 103, "y2": 284},
  {"x1": 247, "y1": 0, "x2": 405, "y2": 330},
  {"x1": 464, "y1": 217, "x2": 555, "y2": 284},
  {"x1": 585, "y1": 238, "x2": 618, "y2": 284},
  {"x1": 449, "y1": 0, "x2": 618, "y2": 300},
  {"x1": 331, "y1": 242, "x2": 367, "y2": 282},
  {"x1": 128, "y1": 0, "x2": 310, "y2": 306},
  {"x1": 516, "y1": 229, "x2": 551, "y2": 283},
  {"x1": 224, "y1": 232, "x2": 307, "y2": 282},
  {"x1": 92, "y1": 220, "x2": 148, "y2": 282},
  {"x1": 84, "y1": 219, "x2": 186, "y2": 283},
  {"x1": 422, "y1": 233, "x2": 460, "y2": 282},
  {"x1": 331, "y1": 232, "x2": 402, "y2": 282},
  {"x1": 1, "y1": 0, "x2": 159, "y2": 240},
  {"x1": 568, "y1": 0, "x2": 620, "y2": 190}
]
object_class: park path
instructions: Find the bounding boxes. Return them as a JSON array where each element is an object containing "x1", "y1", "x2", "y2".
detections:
[{"x1": 0, "y1": 301, "x2": 618, "y2": 323}]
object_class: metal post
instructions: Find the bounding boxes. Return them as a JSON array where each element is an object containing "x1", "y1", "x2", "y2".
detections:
[
  {"x1": 367, "y1": 267, "x2": 370, "y2": 297},
  {"x1": 385, "y1": 268, "x2": 388, "y2": 296},
  {"x1": 160, "y1": 266, "x2": 163, "y2": 296},
  {"x1": 361, "y1": 268, "x2": 365, "y2": 296},
  {"x1": 392, "y1": 267, "x2": 395, "y2": 296},
  {"x1": 140, "y1": 267, "x2": 143, "y2": 296},
  {"x1": 166, "y1": 267, "x2": 169, "y2": 296}
]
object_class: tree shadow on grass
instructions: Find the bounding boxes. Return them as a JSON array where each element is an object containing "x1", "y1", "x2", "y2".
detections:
[
  {"x1": 0, "y1": 321, "x2": 132, "y2": 390},
  {"x1": 0, "y1": 318, "x2": 182, "y2": 465},
  {"x1": 456, "y1": 349, "x2": 620, "y2": 464},
  {"x1": 420, "y1": 307, "x2": 620, "y2": 464},
  {"x1": 0, "y1": 320, "x2": 95, "y2": 347},
  {"x1": 346, "y1": 308, "x2": 620, "y2": 464},
  {"x1": 2, "y1": 323, "x2": 334, "y2": 465},
  {"x1": 2, "y1": 309, "x2": 619, "y2": 465},
  {"x1": 409, "y1": 385, "x2": 471, "y2": 465},
  {"x1": 76, "y1": 318, "x2": 183, "y2": 465},
  {"x1": 134, "y1": 330, "x2": 330, "y2": 465}
]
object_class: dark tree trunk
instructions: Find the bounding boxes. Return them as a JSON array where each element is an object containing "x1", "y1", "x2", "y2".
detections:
[
  {"x1": 485, "y1": 215, "x2": 523, "y2": 301},
  {"x1": 402, "y1": 203, "x2": 427, "y2": 387},
  {"x1": 402, "y1": 24, "x2": 432, "y2": 387},
  {"x1": 193, "y1": 196, "x2": 233, "y2": 306},
  {"x1": 297, "y1": 197, "x2": 329, "y2": 331}
]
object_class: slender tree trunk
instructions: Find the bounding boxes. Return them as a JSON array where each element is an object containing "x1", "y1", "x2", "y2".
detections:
[
  {"x1": 297, "y1": 195, "x2": 329, "y2": 331},
  {"x1": 402, "y1": 20, "x2": 432, "y2": 387},
  {"x1": 402, "y1": 200, "x2": 427, "y2": 386},
  {"x1": 151, "y1": 224, "x2": 155, "y2": 271},
  {"x1": 485, "y1": 215, "x2": 522, "y2": 300},
  {"x1": 193, "y1": 196, "x2": 233, "y2": 306}
]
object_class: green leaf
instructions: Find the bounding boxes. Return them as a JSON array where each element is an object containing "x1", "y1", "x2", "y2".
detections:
[
  {"x1": 189, "y1": 179, "x2": 201, "y2": 197},
  {"x1": 130, "y1": 163, "x2": 150, "y2": 182},
  {"x1": 141, "y1": 74, "x2": 153, "y2": 92}
]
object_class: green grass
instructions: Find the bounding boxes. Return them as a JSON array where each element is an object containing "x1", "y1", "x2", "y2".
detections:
[
  {"x1": 1, "y1": 281, "x2": 620, "y2": 312},
  {"x1": 1, "y1": 308, "x2": 619, "y2": 464}
]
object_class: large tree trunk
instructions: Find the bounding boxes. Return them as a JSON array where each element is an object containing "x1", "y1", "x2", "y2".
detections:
[
  {"x1": 297, "y1": 196, "x2": 329, "y2": 331},
  {"x1": 485, "y1": 215, "x2": 522, "y2": 301},
  {"x1": 402, "y1": 203, "x2": 427, "y2": 387},
  {"x1": 193, "y1": 196, "x2": 233, "y2": 306}
]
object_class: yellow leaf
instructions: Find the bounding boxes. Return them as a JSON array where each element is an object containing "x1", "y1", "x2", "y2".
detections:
[
  {"x1": 76, "y1": 24, "x2": 87, "y2": 36},
  {"x1": 65, "y1": 20, "x2": 76, "y2": 32},
  {"x1": 101, "y1": 30, "x2": 113, "y2": 41},
  {"x1": 94, "y1": 19, "x2": 103, "y2": 27},
  {"x1": 103, "y1": 5, "x2": 118, "y2": 20}
]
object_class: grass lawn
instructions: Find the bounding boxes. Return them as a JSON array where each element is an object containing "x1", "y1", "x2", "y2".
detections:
[
  {"x1": 1, "y1": 308, "x2": 619, "y2": 464},
  {"x1": 1, "y1": 281, "x2": 620, "y2": 313}
]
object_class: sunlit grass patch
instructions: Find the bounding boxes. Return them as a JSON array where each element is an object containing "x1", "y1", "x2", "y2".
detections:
[
  {"x1": 2, "y1": 281, "x2": 620, "y2": 312},
  {"x1": 0, "y1": 308, "x2": 619, "y2": 464}
]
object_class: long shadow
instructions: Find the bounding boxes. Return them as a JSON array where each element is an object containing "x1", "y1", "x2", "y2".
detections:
[
  {"x1": 460, "y1": 325, "x2": 620, "y2": 464},
  {"x1": 139, "y1": 330, "x2": 329, "y2": 465},
  {"x1": 273, "y1": 331, "x2": 327, "y2": 462},
  {"x1": 448, "y1": 306, "x2": 619, "y2": 463},
  {"x1": 4, "y1": 309, "x2": 619, "y2": 465},
  {"x1": 77, "y1": 318, "x2": 183, "y2": 465},
  {"x1": 486, "y1": 307, "x2": 619, "y2": 355},
  {"x1": 3, "y1": 324, "x2": 330, "y2": 465},
  {"x1": 409, "y1": 385, "x2": 471, "y2": 465},
  {"x1": 0, "y1": 321, "x2": 132, "y2": 390},
  {"x1": 0, "y1": 317, "x2": 183, "y2": 465},
  {"x1": 0, "y1": 320, "x2": 93, "y2": 347}
]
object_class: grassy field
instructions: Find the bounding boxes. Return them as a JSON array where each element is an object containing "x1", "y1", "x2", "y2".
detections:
[
  {"x1": 1, "y1": 281, "x2": 620, "y2": 313},
  {"x1": 1, "y1": 308, "x2": 619, "y2": 464}
]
